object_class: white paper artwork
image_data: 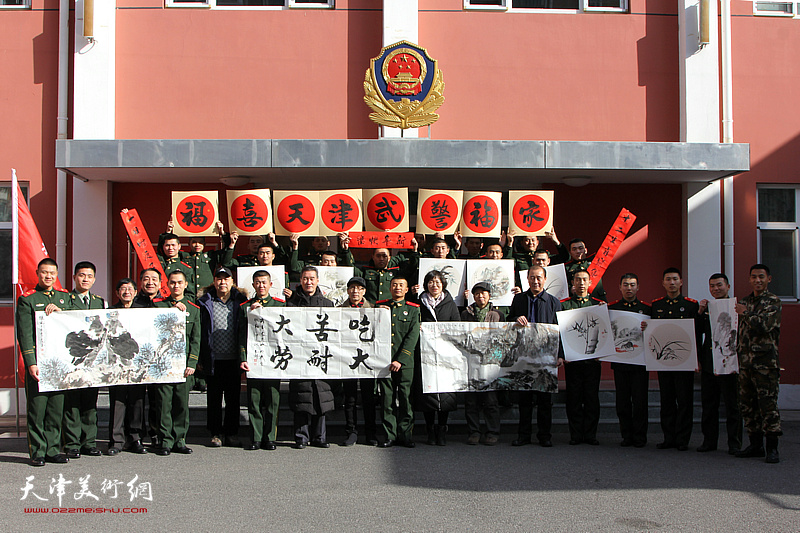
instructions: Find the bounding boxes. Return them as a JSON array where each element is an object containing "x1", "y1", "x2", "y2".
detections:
[
  {"x1": 556, "y1": 305, "x2": 616, "y2": 361},
  {"x1": 601, "y1": 310, "x2": 650, "y2": 365},
  {"x1": 709, "y1": 298, "x2": 739, "y2": 375},
  {"x1": 236, "y1": 265, "x2": 286, "y2": 300},
  {"x1": 315, "y1": 266, "x2": 355, "y2": 307},
  {"x1": 643, "y1": 318, "x2": 698, "y2": 372},
  {"x1": 35, "y1": 308, "x2": 187, "y2": 392},
  {"x1": 465, "y1": 259, "x2": 515, "y2": 307},
  {"x1": 418, "y1": 258, "x2": 467, "y2": 306},
  {"x1": 245, "y1": 307, "x2": 391, "y2": 379},
  {"x1": 420, "y1": 322, "x2": 560, "y2": 394},
  {"x1": 518, "y1": 263, "x2": 569, "y2": 301}
]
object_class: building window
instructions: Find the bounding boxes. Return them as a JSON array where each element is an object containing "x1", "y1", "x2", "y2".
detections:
[
  {"x1": 0, "y1": 0, "x2": 31, "y2": 8},
  {"x1": 753, "y1": 1, "x2": 795, "y2": 15},
  {"x1": 757, "y1": 186, "x2": 799, "y2": 300},
  {"x1": 0, "y1": 183, "x2": 29, "y2": 302},
  {"x1": 166, "y1": 0, "x2": 334, "y2": 8},
  {"x1": 463, "y1": 0, "x2": 627, "y2": 12}
]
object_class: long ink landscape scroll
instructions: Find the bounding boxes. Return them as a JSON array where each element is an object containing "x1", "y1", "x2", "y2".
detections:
[
  {"x1": 420, "y1": 322, "x2": 559, "y2": 394},
  {"x1": 35, "y1": 308, "x2": 187, "y2": 392},
  {"x1": 246, "y1": 307, "x2": 391, "y2": 379}
]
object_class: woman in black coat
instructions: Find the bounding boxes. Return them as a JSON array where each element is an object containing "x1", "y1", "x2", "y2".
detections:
[{"x1": 415, "y1": 270, "x2": 460, "y2": 446}]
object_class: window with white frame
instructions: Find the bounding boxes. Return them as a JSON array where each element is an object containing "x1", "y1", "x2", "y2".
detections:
[
  {"x1": 0, "y1": 183, "x2": 29, "y2": 301},
  {"x1": 166, "y1": 0, "x2": 334, "y2": 8},
  {"x1": 463, "y1": 0, "x2": 627, "y2": 11},
  {"x1": 753, "y1": 1, "x2": 795, "y2": 15},
  {"x1": 0, "y1": 0, "x2": 31, "y2": 8},
  {"x1": 757, "y1": 185, "x2": 800, "y2": 300}
]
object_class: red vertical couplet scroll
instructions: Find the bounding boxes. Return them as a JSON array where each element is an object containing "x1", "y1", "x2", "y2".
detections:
[
  {"x1": 120, "y1": 209, "x2": 169, "y2": 297},
  {"x1": 587, "y1": 208, "x2": 637, "y2": 290}
]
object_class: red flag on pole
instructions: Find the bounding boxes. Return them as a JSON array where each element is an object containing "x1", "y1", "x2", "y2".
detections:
[{"x1": 13, "y1": 170, "x2": 63, "y2": 296}]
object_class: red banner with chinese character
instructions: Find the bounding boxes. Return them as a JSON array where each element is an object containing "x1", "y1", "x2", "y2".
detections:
[
  {"x1": 509, "y1": 190, "x2": 554, "y2": 237},
  {"x1": 171, "y1": 191, "x2": 220, "y2": 237},
  {"x1": 348, "y1": 232, "x2": 414, "y2": 249},
  {"x1": 460, "y1": 191, "x2": 502, "y2": 238},
  {"x1": 587, "y1": 208, "x2": 637, "y2": 290},
  {"x1": 227, "y1": 189, "x2": 273, "y2": 236},
  {"x1": 363, "y1": 188, "x2": 409, "y2": 232},
  {"x1": 273, "y1": 191, "x2": 320, "y2": 236},
  {"x1": 417, "y1": 189, "x2": 462, "y2": 234},
  {"x1": 319, "y1": 189, "x2": 363, "y2": 236},
  {"x1": 120, "y1": 209, "x2": 169, "y2": 297}
]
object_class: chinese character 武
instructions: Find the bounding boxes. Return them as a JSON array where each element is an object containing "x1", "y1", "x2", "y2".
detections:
[{"x1": 374, "y1": 196, "x2": 402, "y2": 224}]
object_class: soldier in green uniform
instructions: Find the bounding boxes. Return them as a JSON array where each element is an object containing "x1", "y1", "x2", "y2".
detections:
[
  {"x1": 157, "y1": 232, "x2": 196, "y2": 301},
  {"x1": 735, "y1": 264, "x2": 782, "y2": 463},
  {"x1": 165, "y1": 219, "x2": 236, "y2": 296},
  {"x1": 608, "y1": 273, "x2": 651, "y2": 448},
  {"x1": 511, "y1": 229, "x2": 567, "y2": 273},
  {"x1": 376, "y1": 275, "x2": 420, "y2": 448},
  {"x1": 649, "y1": 267, "x2": 701, "y2": 452},
  {"x1": 286, "y1": 232, "x2": 351, "y2": 281},
  {"x1": 564, "y1": 238, "x2": 606, "y2": 301},
  {"x1": 560, "y1": 269, "x2": 605, "y2": 446},
  {"x1": 152, "y1": 270, "x2": 200, "y2": 456},
  {"x1": 232, "y1": 234, "x2": 265, "y2": 267},
  {"x1": 62, "y1": 261, "x2": 106, "y2": 459},
  {"x1": 17, "y1": 258, "x2": 70, "y2": 466},
  {"x1": 239, "y1": 270, "x2": 285, "y2": 451}
]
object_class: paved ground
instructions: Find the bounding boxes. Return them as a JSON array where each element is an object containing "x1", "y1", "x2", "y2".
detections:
[{"x1": 1, "y1": 420, "x2": 798, "y2": 532}]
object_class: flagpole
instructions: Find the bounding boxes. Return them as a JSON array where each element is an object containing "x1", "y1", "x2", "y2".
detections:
[{"x1": 11, "y1": 169, "x2": 21, "y2": 437}]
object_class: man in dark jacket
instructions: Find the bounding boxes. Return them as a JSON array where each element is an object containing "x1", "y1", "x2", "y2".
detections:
[
  {"x1": 286, "y1": 266, "x2": 335, "y2": 449},
  {"x1": 198, "y1": 267, "x2": 249, "y2": 448},
  {"x1": 507, "y1": 265, "x2": 563, "y2": 447},
  {"x1": 461, "y1": 281, "x2": 505, "y2": 445}
]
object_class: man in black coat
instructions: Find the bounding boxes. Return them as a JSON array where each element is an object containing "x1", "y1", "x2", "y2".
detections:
[
  {"x1": 507, "y1": 265, "x2": 563, "y2": 447},
  {"x1": 286, "y1": 266, "x2": 335, "y2": 449}
]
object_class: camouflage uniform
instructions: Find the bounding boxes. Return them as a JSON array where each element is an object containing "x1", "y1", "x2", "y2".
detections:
[{"x1": 737, "y1": 290, "x2": 782, "y2": 437}]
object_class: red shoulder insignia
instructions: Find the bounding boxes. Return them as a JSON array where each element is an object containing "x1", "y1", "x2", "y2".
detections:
[
  {"x1": 180, "y1": 261, "x2": 192, "y2": 269},
  {"x1": 685, "y1": 297, "x2": 698, "y2": 303},
  {"x1": 406, "y1": 302, "x2": 420, "y2": 307},
  {"x1": 153, "y1": 298, "x2": 165, "y2": 303},
  {"x1": 22, "y1": 289, "x2": 36, "y2": 297},
  {"x1": 651, "y1": 296, "x2": 665, "y2": 303},
  {"x1": 560, "y1": 297, "x2": 571, "y2": 303},
  {"x1": 376, "y1": 299, "x2": 390, "y2": 304},
  {"x1": 239, "y1": 301, "x2": 250, "y2": 307},
  {"x1": 388, "y1": 266, "x2": 399, "y2": 270},
  {"x1": 591, "y1": 297, "x2": 604, "y2": 303},
  {"x1": 273, "y1": 297, "x2": 285, "y2": 303},
  {"x1": 56, "y1": 287, "x2": 69, "y2": 293},
  {"x1": 187, "y1": 301, "x2": 200, "y2": 309},
  {"x1": 609, "y1": 299, "x2": 621, "y2": 306}
]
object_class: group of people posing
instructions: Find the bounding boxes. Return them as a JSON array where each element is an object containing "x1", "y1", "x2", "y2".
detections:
[{"x1": 16, "y1": 223, "x2": 783, "y2": 467}]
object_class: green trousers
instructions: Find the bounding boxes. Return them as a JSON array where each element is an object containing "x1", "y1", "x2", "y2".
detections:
[
  {"x1": 62, "y1": 387, "x2": 99, "y2": 450},
  {"x1": 379, "y1": 365, "x2": 414, "y2": 442},
  {"x1": 157, "y1": 375, "x2": 194, "y2": 449},
  {"x1": 25, "y1": 376, "x2": 65, "y2": 459},
  {"x1": 247, "y1": 379, "x2": 280, "y2": 443}
]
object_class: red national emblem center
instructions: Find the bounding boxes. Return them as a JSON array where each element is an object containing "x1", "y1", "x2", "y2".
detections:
[
  {"x1": 176, "y1": 194, "x2": 216, "y2": 233},
  {"x1": 463, "y1": 195, "x2": 499, "y2": 234},
  {"x1": 512, "y1": 195, "x2": 550, "y2": 233},
  {"x1": 421, "y1": 194, "x2": 459, "y2": 232},
  {"x1": 386, "y1": 51, "x2": 423, "y2": 96},
  {"x1": 231, "y1": 194, "x2": 269, "y2": 232},
  {"x1": 277, "y1": 194, "x2": 316, "y2": 232},
  {"x1": 367, "y1": 192, "x2": 405, "y2": 230},
  {"x1": 323, "y1": 193, "x2": 360, "y2": 232}
]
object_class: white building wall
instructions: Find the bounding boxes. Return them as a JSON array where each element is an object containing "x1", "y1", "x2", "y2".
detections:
[{"x1": 382, "y1": 0, "x2": 419, "y2": 139}]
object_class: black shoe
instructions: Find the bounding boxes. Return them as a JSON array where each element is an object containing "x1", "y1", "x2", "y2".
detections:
[
  {"x1": 765, "y1": 436, "x2": 779, "y2": 464},
  {"x1": 401, "y1": 440, "x2": 416, "y2": 448},
  {"x1": 569, "y1": 439, "x2": 582, "y2": 446},
  {"x1": 586, "y1": 439, "x2": 600, "y2": 446},
  {"x1": 154, "y1": 447, "x2": 171, "y2": 456},
  {"x1": 377, "y1": 440, "x2": 394, "y2": 448},
  {"x1": 65, "y1": 448, "x2": 81, "y2": 459},
  {"x1": 696, "y1": 443, "x2": 717, "y2": 452},
  {"x1": 294, "y1": 441, "x2": 307, "y2": 449},
  {"x1": 435, "y1": 425, "x2": 448, "y2": 446},
  {"x1": 125, "y1": 440, "x2": 147, "y2": 454},
  {"x1": 511, "y1": 438, "x2": 531, "y2": 447},
  {"x1": 106, "y1": 447, "x2": 121, "y2": 456},
  {"x1": 224, "y1": 435, "x2": 241, "y2": 447},
  {"x1": 244, "y1": 442, "x2": 260, "y2": 450},
  {"x1": 150, "y1": 436, "x2": 161, "y2": 449},
  {"x1": 620, "y1": 439, "x2": 633, "y2": 447},
  {"x1": 31, "y1": 457, "x2": 45, "y2": 467},
  {"x1": 172, "y1": 445, "x2": 193, "y2": 454},
  {"x1": 727, "y1": 447, "x2": 740, "y2": 456},
  {"x1": 366, "y1": 438, "x2": 379, "y2": 447},
  {"x1": 539, "y1": 440, "x2": 553, "y2": 448},
  {"x1": 311, "y1": 440, "x2": 330, "y2": 449},
  {"x1": 676, "y1": 444, "x2": 689, "y2": 451},
  {"x1": 45, "y1": 454, "x2": 69, "y2": 464},
  {"x1": 341, "y1": 433, "x2": 358, "y2": 447},
  {"x1": 736, "y1": 444, "x2": 765, "y2": 458},
  {"x1": 656, "y1": 442, "x2": 676, "y2": 450},
  {"x1": 80, "y1": 446, "x2": 102, "y2": 457},
  {"x1": 261, "y1": 441, "x2": 277, "y2": 451}
]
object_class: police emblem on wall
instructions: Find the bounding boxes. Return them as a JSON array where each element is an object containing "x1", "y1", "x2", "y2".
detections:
[{"x1": 363, "y1": 41, "x2": 445, "y2": 129}]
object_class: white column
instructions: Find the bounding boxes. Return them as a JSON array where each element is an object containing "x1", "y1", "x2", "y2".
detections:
[
  {"x1": 382, "y1": 0, "x2": 419, "y2": 139},
  {"x1": 72, "y1": 180, "x2": 113, "y2": 301},
  {"x1": 686, "y1": 182, "x2": 722, "y2": 300}
]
